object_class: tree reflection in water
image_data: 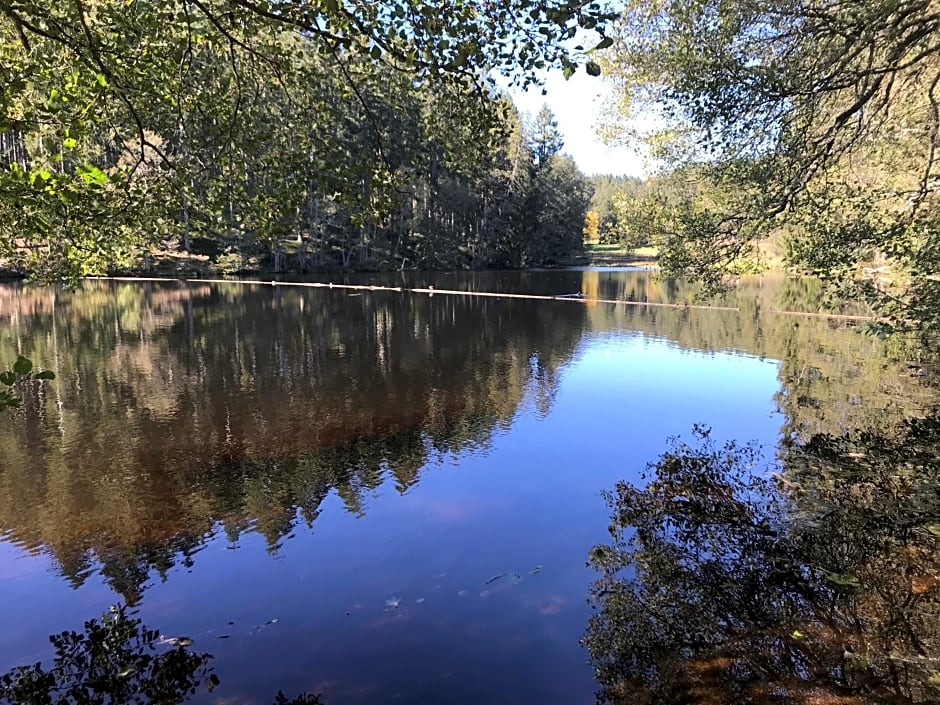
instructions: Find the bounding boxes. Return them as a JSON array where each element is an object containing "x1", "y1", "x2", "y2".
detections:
[
  {"x1": 584, "y1": 419, "x2": 940, "y2": 705},
  {"x1": 0, "y1": 606, "x2": 320, "y2": 705}
]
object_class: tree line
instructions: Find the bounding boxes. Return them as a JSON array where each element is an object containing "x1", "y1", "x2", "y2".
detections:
[{"x1": 0, "y1": 1, "x2": 606, "y2": 280}]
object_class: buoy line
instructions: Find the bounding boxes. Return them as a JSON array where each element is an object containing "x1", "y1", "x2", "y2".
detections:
[{"x1": 86, "y1": 276, "x2": 877, "y2": 319}]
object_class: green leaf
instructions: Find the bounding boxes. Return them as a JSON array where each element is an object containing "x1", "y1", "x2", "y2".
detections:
[
  {"x1": 13, "y1": 356, "x2": 33, "y2": 375},
  {"x1": 927, "y1": 524, "x2": 940, "y2": 536},
  {"x1": 96, "y1": 73, "x2": 108, "y2": 87},
  {"x1": 35, "y1": 370, "x2": 56, "y2": 381},
  {"x1": 824, "y1": 571, "x2": 861, "y2": 588},
  {"x1": 586, "y1": 61, "x2": 601, "y2": 77},
  {"x1": 0, "y1": 371, "x2": 15, "y2": 386},
  {"x1": 77, "y1": 165, "x2": 108, "y2": 186},
  {"x1": 594, "y1": 37, "x2": 614, "y2": 51}
]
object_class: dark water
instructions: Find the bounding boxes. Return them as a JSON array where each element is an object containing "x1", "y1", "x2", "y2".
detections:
[{"x1": 0, "y1": 270, "x2": 932, "y2": 704}]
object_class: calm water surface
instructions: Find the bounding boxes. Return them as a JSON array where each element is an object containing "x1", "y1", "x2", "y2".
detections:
[{"x1": 0, "y1": 270, "x2": 929, "y2": 704}]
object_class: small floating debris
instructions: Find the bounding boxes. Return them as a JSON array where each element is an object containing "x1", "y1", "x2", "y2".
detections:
[
  {"x1": 266, "y1": 617, "x2": 279, "y2": 625},
  {"x1": 486, "y1": 568, "x2": 538, "y2": 585},
  {"x1": 457, "y1": 589, "x2": 468, "y2": 597},
  {"x1": 415, "y1": 597, "x2": 426, "y2": 604},
  {"x1": 159, "y1": 636, "x2": 194, "y2": 647},
  {"x1": 384, "y1": 596, "x2": 401, "y2": 610}
]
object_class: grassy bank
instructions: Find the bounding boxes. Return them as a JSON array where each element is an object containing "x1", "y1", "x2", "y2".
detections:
[{"x1": 580, "y1": 244, "x2": 660, "y2": 267}]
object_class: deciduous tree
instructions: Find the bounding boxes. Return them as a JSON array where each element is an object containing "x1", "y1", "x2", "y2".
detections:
[{"x1": 603, "y1": 0, "x2": 940, "y2": 331}]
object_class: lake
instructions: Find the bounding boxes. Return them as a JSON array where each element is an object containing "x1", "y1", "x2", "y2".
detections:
[{"x1": 0, "y1": 269, "x2": 933, "y2": 704}]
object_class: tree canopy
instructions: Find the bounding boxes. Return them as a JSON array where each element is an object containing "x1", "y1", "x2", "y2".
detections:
[
  {"x1": 0, "y1": 0, "x2": 609, "y2": 279},
  {"x1": 602, "y1": 0, "x2": 940, "y2": 332}
]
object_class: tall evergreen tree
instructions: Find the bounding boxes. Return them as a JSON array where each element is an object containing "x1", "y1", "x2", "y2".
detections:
[{"x1": 530, "y1": 104, "x2": 565, "y2": 168}]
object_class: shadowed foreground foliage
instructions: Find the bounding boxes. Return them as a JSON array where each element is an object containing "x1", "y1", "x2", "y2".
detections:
[
  {"x1": 585, "y1": 420, "x2": 940, "y2": 705},
  {"x1": 0, "y1": 355, "x2": 53, "y2": 412},
  {"x1": 0, "y1": 606, "x2": 212, "y2": 705},
  {"x1": 0, "y1": 605, "x2": 320, "y2": 705}
]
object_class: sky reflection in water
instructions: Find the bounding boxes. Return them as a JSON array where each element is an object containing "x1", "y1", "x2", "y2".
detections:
[{"x1": 0, "y1": 272, "x2": 909, "y2": 704}]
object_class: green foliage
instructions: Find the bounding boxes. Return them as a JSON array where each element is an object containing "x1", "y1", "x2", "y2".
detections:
[
  {"x1": 0, "y1": 605, "x2": 213, "y2": 705},
  {"x1": 530, "y1": 103, "x2": 564, "y2": 167},
  {"x1": 0, "y1": 356, "x2": 53, "y2": 411},
  {"x1": 587, "y1": 174, "x2": 643, "y2": 243},
  {"x1": 521, "y1": 154, "x2": 593, "y2": 264},
  {"x1": 481, "y1": 104, "x2": 594, "y2": 267},
  {"x1": 0, "y1": 0, "x2": 614, "y2": 281},
  {"x1": 602, "y1": 0, "x2": 940, "y2": 330}
]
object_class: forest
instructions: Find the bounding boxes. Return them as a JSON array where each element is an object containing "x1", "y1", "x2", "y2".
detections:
[
  {"x1": 0, "y1": 1, "x2": 606, "y2": 280},
  {"x1": 599, "y1": 0, "x2": 940, "y2": 333}
]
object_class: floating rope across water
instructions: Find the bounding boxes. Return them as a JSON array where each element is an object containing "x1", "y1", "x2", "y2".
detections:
[{"x1": 88, "y1": 276, "x2": 877, "y2": 320}]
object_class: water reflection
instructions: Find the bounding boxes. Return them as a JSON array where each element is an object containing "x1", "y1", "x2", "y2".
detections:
[
  {"x1": 585, "y1": 417, "x2": 940, "y2": 705},
  {"x1": 0, "y1": 271, "x2": 935, "y2": 704},
  {"x1": 0, "y1": 275, "x2": 931, "y2": 599},
  {"x1": 0, "y1": 281, "x2": 586, "y2": 602},
  {"x1": 0, "y1": 605, "x2": 319, "y2": 705}
]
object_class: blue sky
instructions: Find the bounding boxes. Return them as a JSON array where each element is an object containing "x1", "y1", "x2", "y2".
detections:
[{"x1": 513, "y1": 70, "x2": 646, "y2": 178}]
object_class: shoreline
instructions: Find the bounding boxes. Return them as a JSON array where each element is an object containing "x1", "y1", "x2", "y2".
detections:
[{"x1": 1, "y1": 250, "x2": 662, "y2": 282}]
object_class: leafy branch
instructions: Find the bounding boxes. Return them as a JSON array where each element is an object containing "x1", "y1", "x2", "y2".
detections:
[{"x1": 0, "y1": 356, "x2": 55, "y2": 412}]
